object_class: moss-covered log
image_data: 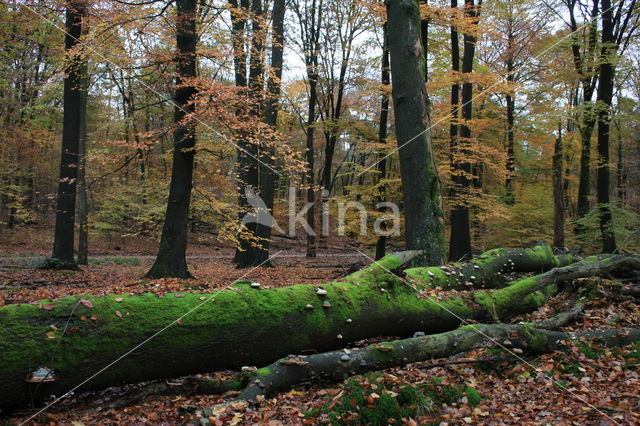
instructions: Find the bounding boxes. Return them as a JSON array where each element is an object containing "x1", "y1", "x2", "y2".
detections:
[
  {"x1": 233, "y1": 324, "x2": 640, "y2": 402},
  {"x1": 405, "y1": 242, "x2": 574, "y2": 290},
  {"x1": 1, "y1": 252, "x2": 637, "y2": 409},
  {"x1": 100, "y1": 301, "x2": 588, "y2": 411}
]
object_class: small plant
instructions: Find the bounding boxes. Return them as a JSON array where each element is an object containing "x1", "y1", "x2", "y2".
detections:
[
  {"x1": 37, "y1": 257, "x2": 79, "y2": 271},
  {"x1": 305, "y1": 372, "x2": 481, "y2": 424}
]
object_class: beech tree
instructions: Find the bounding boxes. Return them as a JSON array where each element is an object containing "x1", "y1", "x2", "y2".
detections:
[
  {"x1": 374, "y1": 22, "x2": 390, "y2": 260},
  {"x1": 146, "y1": 0, "x2": 198, "y2": 278},
  {"x1": 561, "y1": 0, "x2": 600, "y2": 233},
  {"x1": 232, "y1": 0, "x2": 287, "y2": 268},
  {"x1": 595, "y1": 0, "x2": 638, "y2": 253},
  {"x1": 449, "y1": 0, "x2": 481, "y2": 261},
  {"x1": 386, "y1": 0, "x2": 444, "y2": 265},
  {"x1": 553, "y1": 124, "x2": 566, "y2": 247},
  {"x1": 292, "y1": 0, "x2": 324, "y2": 257},
  {"x1": 50, "y1": 0, "x2": 88, "y2": 268}
]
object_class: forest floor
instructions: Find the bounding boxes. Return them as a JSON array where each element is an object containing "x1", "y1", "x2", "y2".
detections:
[{"x1": 1, "y1": 230, "x2": 640, "y2": 424}]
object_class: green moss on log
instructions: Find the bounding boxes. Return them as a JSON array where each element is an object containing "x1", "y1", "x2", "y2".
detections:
[
  {"x1": 406, "y1": 243, "x2": 573, "y2": 290},
  {"x1": 2, "y1": 252, "x2": 637, "y2": 409}
]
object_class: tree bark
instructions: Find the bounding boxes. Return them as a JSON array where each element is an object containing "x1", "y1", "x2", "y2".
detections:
[
  {"x1": 88, "y1": 302, "x2": 589, "y2": 409},
  {"x1": 146, "y1": 0, "x2": 198, "y2": 278},
  {"x1": 300, "y1": 0, "x2": 323, "y2": 258},
  {"x1": 449, "y1": 0, "x2": 479, "y2": 261},
  {"x1": 570, "y1": 0, "x2": 599, "y2": 233},
  {"x1": 386, "y1": 0, "x2": 444, "y2": 266},
  {"x1": 50, "y1": 0, "x2": 87, "y2": 268},
  {"x1": 235, "y1": 321, "x2": 640, "y2": 402},
  {"x1": 77, "y1": 65, "x2": 89, "y2": 266},
  {"x1": 250, "y1": 0, "x2": 286, "y2": 266},
  {"x1": 553, "y1": 125, "x2": 565, "y2": 248},
  {"x1": 233, "y1": 0, "x2": 281, "y2": 268},
  {"x1": 504, "y1": 26, "x2": 516, "y2": 204},
  {"x1": 374, "y1": 22, "x2": 390, "y2": 260},
  {"x1": 405, "y1": 242, "x2": 574, "y2": 290},
  {"x1": 4, "y1": 250, "x2": 637, "y2": 409},
  {"x1": 595, "y1": 0, "x2": 617, "y2": 253}
]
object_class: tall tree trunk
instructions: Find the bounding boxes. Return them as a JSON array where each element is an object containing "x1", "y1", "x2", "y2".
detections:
[
  {"x1": 306, "y1": 75, "x2": 318, "y2": 258},
  {"x1": 386, "y1": 0, "x2": 444, "y2": 266},
  {"x1": 504, "y1": 92, "x2": 515, "y2": 203},
  {"x1": 51, "y1": 0, "x2": 88, "y2": 268},
  {"x1": 553, "y1": 124, "x2": 565, "y2": 248},
  {"x1": 572, "y1": 0, "x2": 599, "y2": 234},
  {"x1": 448, "y1": 0, "x2": 460, "y2": 258},
  {"x1": 297, "y1": 0, "x2": 323, "y2": 258},
  {"x1": 77, "y1": 75, "x2": 89, "y2": 265},
  {"x1": 235, "y1": 0, "x2": 286, "y2": 267},
  {"x1": 449, "y1": 0, "x2": 478, "y2": 261},
  {"x1": 596, "y1": 0, "x2": 616, "y2": 253},
  {"x1": 421, "y1": 0, "x2": 429, "y2": 82},
  {"x1": 504, "y1": 27, "x2": 515, "y2": 204},
  {"x1": 146, "y1": 0, "x2": 198, "y2": 278},
  {"x1": 616, "y1": 133, "x2": 625, "y2": 202},
  {"x1": 374, "y1": 22, "x2": 390, "y2": 260},
  {"x1": 320, "y1": 54, "x2": 350, "y2": 196},
  {"x1": 233, "y1": 0, "x2": 270, "y2": 268}
]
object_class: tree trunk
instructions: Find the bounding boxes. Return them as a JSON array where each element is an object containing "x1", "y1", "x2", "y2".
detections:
[
  {"x1": 405, "y1": 242, "x2": 573, "y2": 290},
  {"x1": 236, "y1": 324, "x2": 640, "y2": 402},
  {"x1": 145, "y1": 0, "x2": 198, "y2": 278},
  {"x1": 50, "y1": 0, "x2": 87, "y2": 268},
  {"x1": 4, "y1": 249, "x2": 633, "y2": 409},
  {"x1": 386, "y1": 0, "x2": 444, "y2": 266},
  {"x1": 85, "y1": 301, "x2": 589, "y2": 408},
  {"x1": 320, "y1": 55, "x2": 349, "y2": 196},
  {"x1": 596, "y1": 0, "x2": 616, "y2": 253},
  {"x1": 374, "y1": 22, "x2": 390, "y2": 260},
  {"x1": 305, "y1": 75, "x2": 318, "y2": 257},
  {"x1": 448, "y1": 0, "x2": 478, "y2": 261},
  {"x1": 76, "y1": 84, "x2": 89, "y2": 266},
  {"x1": 553, "y1": 125, "x2": 565, "y2": 249},
  {"x1": 233, "y1": 0, "x2": 271, "y2": 268},
  {"x1": 504, "y1": 27, "x2": 516, "y2": 204},
  {"x1": 252, "y1": 0, "x2": 286, "y2": 266},
  {"x1": 572, "y1": 0, "x2": 599, "y2": 234},
  {"x1": 504, "y1": 92, "x2": 515, "y2": 204},
  {"x1": 576, "y1": 118, "x2": 594, "y2": 223}
]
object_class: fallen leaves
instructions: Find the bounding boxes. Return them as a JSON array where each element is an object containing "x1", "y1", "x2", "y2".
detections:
[{"x1": 79, "y1": 298, "x2": 93, "y2": 309}]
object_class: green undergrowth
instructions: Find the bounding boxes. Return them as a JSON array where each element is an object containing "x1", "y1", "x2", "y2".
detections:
[
  {"x1": 305, "y1": 373, "x2": 481, "y2": 425},
  {"x1": 36, "y1": 257, "x2": 80, "y2": 270}
]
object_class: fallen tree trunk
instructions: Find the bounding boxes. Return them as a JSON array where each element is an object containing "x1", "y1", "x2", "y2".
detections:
[
  {"x1": 96, "y1": 302, "x2": 589, "y2": 410},
  {"x1": 235, "y1": 324, "x2": 640, "y2": 402},
  {"x1": 1, "y1": 251, "x2": 636, "y2": 409},
  {"x1": 405, "y1": 242, "x2": 574, "y2": 290}
]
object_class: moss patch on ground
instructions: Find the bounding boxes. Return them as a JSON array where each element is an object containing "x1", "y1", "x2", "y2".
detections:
[{"x1": 305, "y1": 372, "x2": 482, "y2": 425}]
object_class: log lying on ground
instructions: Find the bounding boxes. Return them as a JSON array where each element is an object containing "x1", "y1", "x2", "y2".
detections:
[
  {"x1": 1, "y1": 252, "x2": 636, "y2": 409},
  {"x1": 98, "y1": 302, "x2": 588, "y2": 410},
  {"x1": 233, "y1": 323, "x2": 640, "y2": 402},
  {"x1": 405, "y1": 242, "x2": 574, "y2": 290}
]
